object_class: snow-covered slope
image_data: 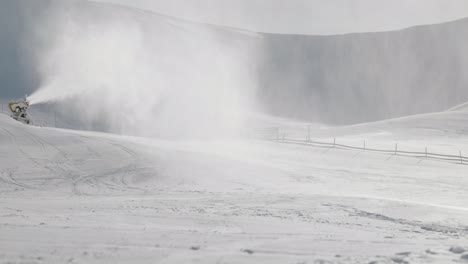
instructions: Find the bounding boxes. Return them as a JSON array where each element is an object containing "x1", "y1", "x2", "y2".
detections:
[
  {"x1": 259, "y1": 17, "x2": 468, "y2": 125},
  {"x1": 92, "y1": 0, "x2": 468, "y2": 35},
  {"x1": 449, "y1": 101, "x2": 468, "y2": 112},
  {"x1": 4, "y1": 1, "x2": 468, "y2": 127},
  {"x1": 1, "y1": 112, "x2": 468, "y2": 263},
  {"x1": 264, "y1": 109, "x2": 468, "y2": 156}
]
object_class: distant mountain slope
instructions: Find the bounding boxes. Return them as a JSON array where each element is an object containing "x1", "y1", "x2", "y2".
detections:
[
  {"x1": 1, "y1": 0, "x2": 468, "y2": 128},
  {"x1": 259, "y1": 17, "x2": 468, "y2": 125}
]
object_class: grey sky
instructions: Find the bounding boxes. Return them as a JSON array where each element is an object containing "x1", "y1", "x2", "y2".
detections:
[
  {"x1": 0, "y1": 0, "x2": 45, "y2": 100},
  {"x1": 92, "y1": 0, "x2": 468, "y2": 35},
  {"x1": 0, "y1": 0, "x2": 29, "y2": 99}
]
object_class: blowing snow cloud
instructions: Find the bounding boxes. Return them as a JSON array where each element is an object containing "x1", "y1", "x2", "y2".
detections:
[{"x1": 28, "y1": 1, "x2": 260, "y2": 139}]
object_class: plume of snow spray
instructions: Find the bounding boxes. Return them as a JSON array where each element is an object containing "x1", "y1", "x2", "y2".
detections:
[{"x1": 28, "y1": 1, "x2": 261, "y2": 139}]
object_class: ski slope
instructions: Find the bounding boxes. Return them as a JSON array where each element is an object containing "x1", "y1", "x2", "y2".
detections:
[{"x1": 1, "y1": 112, "x2": 468, "y2": 263}]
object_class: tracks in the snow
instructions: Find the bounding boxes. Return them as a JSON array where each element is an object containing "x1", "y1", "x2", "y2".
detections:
[{"x1": 0, "y1": 120, "x2": 159, "y2": 196}]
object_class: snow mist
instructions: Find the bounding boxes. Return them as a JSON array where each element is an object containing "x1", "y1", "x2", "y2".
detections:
[{"x1": 27, "y1": 1, "x2": 260, "y2": 139}]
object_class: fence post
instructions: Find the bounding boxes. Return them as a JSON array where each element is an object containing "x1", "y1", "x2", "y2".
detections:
[
  {"x1": 333, "y1": 137, "x2": 336, "y2": 148},
  {"x1": 460, "y1": 151, "x2": 463, "y2": 165},
  {"x1": 363, "y1": 140, "x2": 366, "y2": 151},
  {"x1": 395, "y1": 143, "x2": 398, "y2": 155}
]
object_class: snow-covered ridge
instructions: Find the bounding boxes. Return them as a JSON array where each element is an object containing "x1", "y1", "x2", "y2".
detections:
[
  {"x1": 448, "y1": 101, "x2": 468, "y2": 112},
  {"x1": 259, "y1": 16, "x2": 468, "y2": 125},
  {"x1": 90, "y1": 0, "x2": 468, "y2": 35}
]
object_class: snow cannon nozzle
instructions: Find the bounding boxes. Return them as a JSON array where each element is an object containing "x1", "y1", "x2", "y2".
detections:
[{"x1": 24, "y1": 95, "x2": 30, "y2": 107}]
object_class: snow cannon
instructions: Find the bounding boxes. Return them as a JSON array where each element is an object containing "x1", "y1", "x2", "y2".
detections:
[{"x1": 8, "y1": 97, "x2": 31, "y2": 125}]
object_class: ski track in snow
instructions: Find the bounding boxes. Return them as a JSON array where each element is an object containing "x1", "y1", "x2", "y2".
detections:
[{"x1": 1, "y1": 113, "x2": 468, "y2": 263}]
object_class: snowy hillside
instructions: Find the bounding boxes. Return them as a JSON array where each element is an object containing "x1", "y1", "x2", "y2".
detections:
[
  {"x1": 1, "y1": 111, "x2": 468, "y2": 263},
  {"x1": 3, "y1": 1, "x2": 468, "y2": 129},
  {"x1": 449, "y1": 101, "x2": 468, "y2": 112},
  {"x1": 259, "y1": 17, "x2": 468, "y2": 125},
  {"x1": 2, "y1": 1, "x2": 468, "y2": 263}
]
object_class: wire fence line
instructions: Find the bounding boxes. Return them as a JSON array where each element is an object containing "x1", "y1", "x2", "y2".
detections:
[
  {"x1": 258, "y1": 127, "x2": 468, "y2": 165},
  {"x1": 1, "y1": 102, "x2": 466, "y2": 165}
]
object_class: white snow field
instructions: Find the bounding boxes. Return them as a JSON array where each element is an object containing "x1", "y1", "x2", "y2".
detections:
[{"x1": 1, "y1": 109, "x2": 468, "y2": 264}]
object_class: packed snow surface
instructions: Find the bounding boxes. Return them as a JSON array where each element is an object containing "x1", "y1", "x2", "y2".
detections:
[{"x1": 1, "y1": 112, "x2": 468, "y2": 263}]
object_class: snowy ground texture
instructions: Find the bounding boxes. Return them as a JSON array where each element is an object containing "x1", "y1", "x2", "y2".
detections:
[{"x1": 1, "y1": 111, "x2": 468, "y2": 264}]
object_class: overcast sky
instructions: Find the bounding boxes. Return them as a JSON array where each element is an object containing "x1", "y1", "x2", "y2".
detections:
[{"x1": 92, "y1": 0, "x2": 468, "y2": 35}]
